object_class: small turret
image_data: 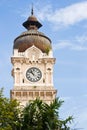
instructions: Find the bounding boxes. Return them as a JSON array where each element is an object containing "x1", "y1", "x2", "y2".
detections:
[{"x1": 23, "y1": 7, "x2": 42, "y2": 30}]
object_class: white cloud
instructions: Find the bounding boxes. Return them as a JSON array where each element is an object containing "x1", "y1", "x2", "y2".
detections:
[
  {"x1": 59, "y1": 96, "x2": 87, "y2": 129},
  {"x1": 36, "y1": 1, "x2": 87, "y2": 28},
  {"x1": 76, "y1": 108, "x2": 87, "y2": 129},
  {"x1": 76, "y1": 34, "x2": 87, "y2": 44},
  {"x1": 53, "y1": 40, "x2": 72, "y2": 50},
  {"x1": 60, "y1": 96, "x2": 72, "y2": 101},
  {"x1": 20, "y1": 1, "x2": 87, "y2": 29},
  {"x1": 36, "y1": 5, "x2": 52, "y2": 21},
  {"x1": 53, "y1": 36, "x2": 87, "y2": 51},
  {"x1": 84, "y1": 94, "x2": 87, "y2": 97}
]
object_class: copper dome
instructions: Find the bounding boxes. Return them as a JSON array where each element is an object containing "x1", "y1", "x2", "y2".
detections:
[
  {"x1": 13, "y1": 9, "x2": 52, "y2": 52},
  {"x1": 14, "y1": 30, "x2": 52, "y2": 52}
]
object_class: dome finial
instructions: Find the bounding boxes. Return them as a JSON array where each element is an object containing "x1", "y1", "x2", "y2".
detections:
[
  {"x1": 31, "y1": 3, "x2": 34, "y2": 15},
  {"x1": 23, "y1": 4, "x2": 42, "y2": 30}
]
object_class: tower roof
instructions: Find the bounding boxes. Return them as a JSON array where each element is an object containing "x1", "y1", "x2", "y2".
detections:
[
  {"x1": 23, "y1": 7, "x2": 42, "y2": 30},
  {"x1": 13, "y1": 8, "x2": 52, "y2": 52}
]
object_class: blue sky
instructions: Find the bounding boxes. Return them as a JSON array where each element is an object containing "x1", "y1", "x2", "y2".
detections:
[{"x1": 0, "y1": 0, "x2": 87, "y2": 129}]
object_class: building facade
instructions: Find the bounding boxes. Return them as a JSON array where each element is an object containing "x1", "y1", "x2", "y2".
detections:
[{"x1": 10, "y1": 9, "x2": 57, "y2": 106}]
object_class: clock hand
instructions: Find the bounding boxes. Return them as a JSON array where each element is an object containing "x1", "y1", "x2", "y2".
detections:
[
  {"x1": 30, "y1": 70, "x2": 33, "y2": 75},
  {"x1": 31, "y1": 70, "x2": 35, "y2": 76}
]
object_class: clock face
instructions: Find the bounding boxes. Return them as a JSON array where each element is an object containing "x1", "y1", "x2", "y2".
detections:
[{"x1": 26, "y1": 67, "x2": 42, "y2": 82}]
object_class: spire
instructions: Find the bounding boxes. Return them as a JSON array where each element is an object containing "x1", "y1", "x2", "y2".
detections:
[
  {"x1": 23, "y1": 6, "x2": 42, "y2": 30},
  {"x1": 31, "y1": 3, "x2": 34, "y2": 15}
]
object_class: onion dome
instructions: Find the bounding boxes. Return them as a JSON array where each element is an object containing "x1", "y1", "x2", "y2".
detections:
[{"x1": 13, "y1": 8, "x2": 52, "y2": 52}]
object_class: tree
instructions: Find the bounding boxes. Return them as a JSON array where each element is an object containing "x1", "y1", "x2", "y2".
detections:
[
  {"x1": 21, "y1": 98, "x2": 73, "y2": 130},
  {"x1": 0, "y1": 88, "x2": 73, "y2": 130},
  {"x1": 0, "y1": 88, "x2": 21, "y2": 130}
]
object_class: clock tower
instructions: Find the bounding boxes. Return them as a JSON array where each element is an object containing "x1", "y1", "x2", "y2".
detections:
[{"x1": 10, "y1": 9, "x2": 57, "y2": 106}]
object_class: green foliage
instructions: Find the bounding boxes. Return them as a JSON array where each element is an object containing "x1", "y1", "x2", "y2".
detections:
[
  {"x1": 0, "y1": 88, "x2": 21, "y2": 130},
  {"x1": 21, "y1": 98, "x2": 73, "y2": 130},
  {"x1": 0, "y1": 88, "x2": 73, "y2": 130},
  {"x1": 45, "y1": 47, "x2": 50, "y2": 55}
]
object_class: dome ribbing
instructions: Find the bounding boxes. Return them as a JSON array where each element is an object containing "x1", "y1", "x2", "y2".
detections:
[{"x1": 13, "y1": 8, "x2": 52, "y2": 52}]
